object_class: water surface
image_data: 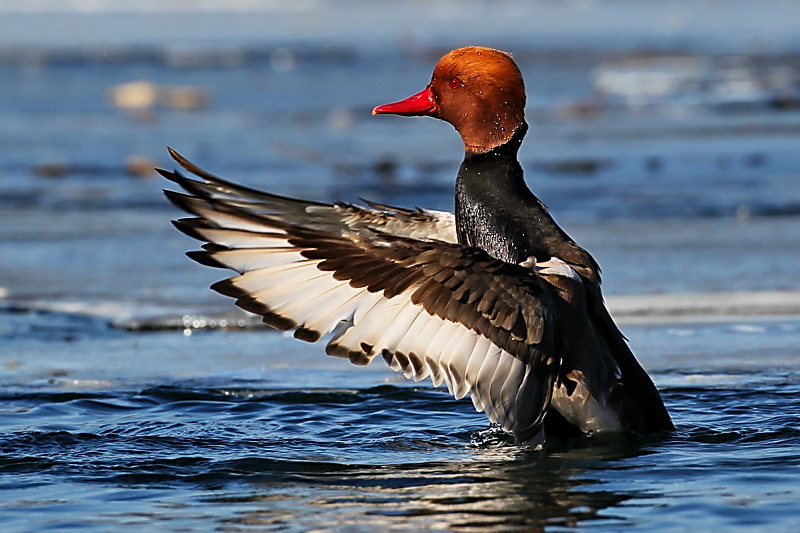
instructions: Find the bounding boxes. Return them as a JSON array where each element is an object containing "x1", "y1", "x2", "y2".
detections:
[{"x1": 2, "y1": 2, "x2": 800, "y2": 531}]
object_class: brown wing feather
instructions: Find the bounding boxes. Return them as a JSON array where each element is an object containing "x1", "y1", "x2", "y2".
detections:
[
  {"x1": 162, "y1": 148, "x2": 457, "y2": 243},
  {"x1": 162, "y1": 155, "x2": 562, "y2": 443}
]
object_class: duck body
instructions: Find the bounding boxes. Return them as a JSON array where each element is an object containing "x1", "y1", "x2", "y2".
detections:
[
  {"x1": 163, "y1": 46, "x2": 673, "y2": 447},
  {"x1": 453, "y1": 127, "x2": 671, "y2": 437}
]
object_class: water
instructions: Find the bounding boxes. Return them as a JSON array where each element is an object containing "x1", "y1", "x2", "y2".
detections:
[
  {"x1": 2, "y1": 312, "x2": 800, "y2": 532},
  {"x1": 2, "y1": 2, "x2": 800, "y2": 531}
]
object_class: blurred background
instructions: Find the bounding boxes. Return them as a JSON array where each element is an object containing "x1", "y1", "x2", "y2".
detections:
[
  {"x1": 1, "y1": 0, "x2": 799, "y2": 326},
  {"x1": 1, "y1": 2, "x2": 800, "y2": 531},
  {"x1": 2, "y1": 0, "x2": 800, "y2": 321}
]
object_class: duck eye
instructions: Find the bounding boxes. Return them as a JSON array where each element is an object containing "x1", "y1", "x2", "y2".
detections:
[{"x1": 449, "y1": 77, "x2": 463, "y2": 89}]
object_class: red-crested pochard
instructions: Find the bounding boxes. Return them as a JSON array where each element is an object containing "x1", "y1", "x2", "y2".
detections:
[{"x1": 162, "y1": 46, "x2": 673, "y2": 447}]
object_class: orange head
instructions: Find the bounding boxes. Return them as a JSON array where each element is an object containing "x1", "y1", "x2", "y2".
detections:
[{"x1": 373, "y1": 46, "x2": 527, "y2": 154}]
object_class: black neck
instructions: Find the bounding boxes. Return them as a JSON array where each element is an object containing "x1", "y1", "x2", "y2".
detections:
[{"x1": 455, "y1": 122, "x2": 599, "y2": 280}]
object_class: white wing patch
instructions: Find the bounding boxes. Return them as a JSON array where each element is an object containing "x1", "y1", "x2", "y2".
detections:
[
  {"x1": 162, "y1": 157, "x2": 556, "y2": 443},
  {"x1": 190, "y1": 222, "x2": 541, "y2": 436}
]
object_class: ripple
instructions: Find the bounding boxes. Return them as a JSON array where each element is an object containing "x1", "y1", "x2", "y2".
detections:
[{"x1": 0, "y1": 378, "x2": 798, "y2": 532}]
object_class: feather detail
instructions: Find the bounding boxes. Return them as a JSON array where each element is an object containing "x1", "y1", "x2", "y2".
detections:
[{"x1": 162, "y1": 151, "x2": 574, "y2": 442}]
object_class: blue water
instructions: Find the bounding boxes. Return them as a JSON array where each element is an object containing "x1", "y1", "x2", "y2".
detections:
[
  {"x1": 2, "y1": 310, "x2": 800, "y2": 532},
  {"x1": 2, "y1": 2, "x2": 800, "y2": 531}
]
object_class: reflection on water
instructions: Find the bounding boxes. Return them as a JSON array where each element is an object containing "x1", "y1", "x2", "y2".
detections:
[
  {"x1": 2, "y1": 373, "x2": 799, "y2": 532},
  {"x1": 209, "y1": 451, "x2": 640, "y2": 531}
]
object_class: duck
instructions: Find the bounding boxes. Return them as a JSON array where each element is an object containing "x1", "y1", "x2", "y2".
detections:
[{"x1": 161, "y1": 46, "x2": 674, "y2": 447}]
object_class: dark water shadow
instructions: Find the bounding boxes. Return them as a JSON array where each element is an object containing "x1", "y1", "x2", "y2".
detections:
[
  {"x1": 4, "y1": 381, "x2": 800, "y2": 531},
  {"x1": 194, "y1": 438, "x2": 659, "y2": 531}
]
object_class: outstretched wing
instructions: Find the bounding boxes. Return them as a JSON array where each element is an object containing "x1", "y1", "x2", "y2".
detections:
[
  {"x1": 165, "y1": 147, "x2": 457, "y2": 243},
  {"x1": 161, "y1": 151, "x2": 561, "y2": 443}
]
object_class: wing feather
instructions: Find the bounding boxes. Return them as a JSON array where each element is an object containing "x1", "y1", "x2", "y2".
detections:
[
  {"x1": 162, "y1": 151, "x2": 562, "y2": 442},
  {"x1": 162, "y1": 148, "x2": 458, "y2": 243}
]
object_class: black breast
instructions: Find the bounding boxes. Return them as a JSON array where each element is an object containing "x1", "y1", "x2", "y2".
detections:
[{"x1": 454, "y1": 136, "x2": 596, "y2": 278}]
